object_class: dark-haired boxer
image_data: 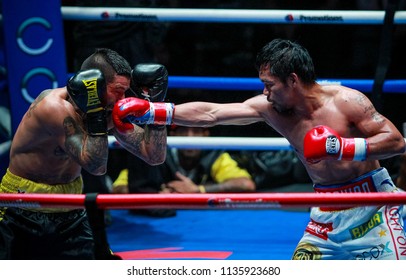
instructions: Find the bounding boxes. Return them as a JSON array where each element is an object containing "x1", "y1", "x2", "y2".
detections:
[
  {"x1": 113, "y1": 39, "x2": 406, "y2": 260},
  {"x1": 0, "y1": 48, "x2": 168, "y2": 259}
]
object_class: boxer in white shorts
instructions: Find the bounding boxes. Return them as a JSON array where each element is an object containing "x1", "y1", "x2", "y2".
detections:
[
  {"x1": 113, "y1": 39, "x2": 406, "y2": 260},
  {"x1": 292, "y1": 167, "x2": 406, "y2": 260}
]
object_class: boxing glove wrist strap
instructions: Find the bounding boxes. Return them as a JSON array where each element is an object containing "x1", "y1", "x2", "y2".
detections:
[
  {"x1": 87, "y1": 110, "x2": 108, "y2": 136},
  {"x1": 148, "y1": 102, "x2": 174, "y2": 125},
  {"x1": 339, "y1": 138, "x2": 368, "y2": 161}
]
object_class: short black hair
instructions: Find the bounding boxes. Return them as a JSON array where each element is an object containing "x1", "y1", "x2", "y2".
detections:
[
  {"x1": 80, "y1": 48, "x2": 131, "y2": 84},
  {"x1": 255, "y1": 39, "x2": 316, "y2": 85}
]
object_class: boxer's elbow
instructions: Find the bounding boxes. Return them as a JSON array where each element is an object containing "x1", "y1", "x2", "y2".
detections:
[
  {"x1": 81, "y1": 155, "x2": 108, "y2": 175},
  {"x1": 385, "y1": 134, "x2": 406, "y2": 155},
  {"x1": 85, "y1": 164, "x2": 107, "y2": 176},
  {"x1": 399, "y1": 136, "x2": 406, "y2": 154},
  {"x1": 145, "y1": 155, "x2": 166, "y2": 166},
  {"x1": 144, "y1": 149, "x2": 166, "y2": 166}
]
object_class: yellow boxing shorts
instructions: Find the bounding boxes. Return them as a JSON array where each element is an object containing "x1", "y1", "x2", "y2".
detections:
[{"x1": 0, "y1": 168, "x2": 83, "y2": 212}]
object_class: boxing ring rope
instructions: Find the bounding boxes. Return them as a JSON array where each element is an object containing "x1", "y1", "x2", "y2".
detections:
[
  {"x1": 110, "y1": 136, "x2": 406, "y2": 150},
  {"x1": 1, "y1": 192, "x2": 406, "y2": 210},
  {"x1": 64, "y1": 74, "x2": 406, "y2": 93},
  {"x1": 167, "y1": 77, "x2": 406, "y2": 93},
  {"x1": 62, "y1": 7, "x2": 406, "y2": 94},
  {"x1": 109, "y1": 136, "x2": 292, "y2": 150},
  {"x1": 61, "y1": 7, "x2": 406, "y2": 24}
]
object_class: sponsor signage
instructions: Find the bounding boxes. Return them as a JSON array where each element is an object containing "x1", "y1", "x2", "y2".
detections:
[{"x1": 1, "y1": 0, "x2": 67, "y2": 135}]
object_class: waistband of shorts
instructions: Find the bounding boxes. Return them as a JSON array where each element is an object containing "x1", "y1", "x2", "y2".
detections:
[
  {"x1": 313, "y1": 167, "x2": 393, "y2": 211},
  {"x1": 0, "y1": 169, "x2": 83, "y2": 212}
]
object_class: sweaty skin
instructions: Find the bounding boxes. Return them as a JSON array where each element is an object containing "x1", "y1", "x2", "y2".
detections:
[
  {"x1": 173, "y1": 64, "x2": 405, "y2": 185},
  {"x1": 9, "y1": 74, "x2": 166, "y2": 185}
]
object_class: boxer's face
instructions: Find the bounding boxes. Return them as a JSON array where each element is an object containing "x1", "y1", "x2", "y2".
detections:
[
  {"x1": 105, "y1": 74, "x2": 131, "y2": 129},
  {"x1": 259, "y1": 64, "x2": 293, "y2": 114}
]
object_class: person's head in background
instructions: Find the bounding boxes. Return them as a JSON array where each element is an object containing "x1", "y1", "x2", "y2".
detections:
[{"x1": 169, "y1": 125, "x2": 210, "y2": 170}]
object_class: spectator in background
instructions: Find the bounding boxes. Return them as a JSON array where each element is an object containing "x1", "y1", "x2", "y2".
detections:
[
  {"x1": 235, "y1": 149, "x2": 311, "y2": 192},
  {"x1": 112, "y1": 125, "x2": 256, "y2": 217},
  {"x1": 395, "y1": 154, "x2": 406, "y2": 191},
  {"x1": 161, "y1": 125, "x2": 256, "y2": 194}
]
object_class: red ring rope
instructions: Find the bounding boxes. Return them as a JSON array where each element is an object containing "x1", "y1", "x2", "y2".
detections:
[{"x1": 1, "y1": 192, "x2": 406, "y2": 209}]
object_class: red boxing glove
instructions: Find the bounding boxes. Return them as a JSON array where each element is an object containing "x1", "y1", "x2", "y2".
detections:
[
  {"x1": 113, "y1": 97, "x2": 174, "y2": 133},
  {"x1": 112, "y1": 99, "x2": 136, "y2": 133},
  {"x1": 303, "y1": 125, "x2": 368, "y2": 163}
]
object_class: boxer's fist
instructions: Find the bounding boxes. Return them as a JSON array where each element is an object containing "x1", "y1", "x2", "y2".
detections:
[
  {"x1": 303, "y1": 125, "x2": 368, "y2": 163},
  {"x1": 112, "y1": 98, "x2": 149, "y2": 133},
  {"x1": 67, "y1": 69, "x2": 107, "y2": 136},
  {"x1": 131, "y1": 64, "x2": 168, "y2": 102},
  {"x1": 112, "y1": 97, "x2": 174, "y2": 133}
]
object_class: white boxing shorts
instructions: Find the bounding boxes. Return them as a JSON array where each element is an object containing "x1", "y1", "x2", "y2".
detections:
[{"x1": 292, "y1": 167, "x2": 406, "y2": 260}]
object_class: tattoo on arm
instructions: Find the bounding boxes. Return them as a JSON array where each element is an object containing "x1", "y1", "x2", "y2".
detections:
[
  {"x1": 116, "y1": 130, "x2": 144, "y2": 156},
  {"x1": 64, "y1": 116, "x2": 85, "y2": 159},
  {"x1": 84, "y1": 135, "x2": 109, "y2": 171},
  {"x1": 27, "y1": 90, "x2": 52, "y2": 117},
  {"x1": 114, "y1": 126, "x2": 166, "y2": 163},
  {"x1": 63, "y1": 116, "x2": 108, "y2": 172},
  {"x1": 371, "y1": 111, "x2": 385, "y2": 124},
  {"x1": 63, "y1": 116, "x2": 77, "y2": 137},
  {"x1": 147, "y1": 127, "x2": 167, "y2": 162},
  {"x1": 357, "y1": 94, "x2": 385, "y2": 124}
]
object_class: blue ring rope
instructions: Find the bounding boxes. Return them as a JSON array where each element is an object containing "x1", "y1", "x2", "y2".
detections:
[{"x1": 168, "y1": 76, "x2": 406, "y2": 93}]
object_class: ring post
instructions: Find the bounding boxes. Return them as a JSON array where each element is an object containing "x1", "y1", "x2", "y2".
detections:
[{"x1": 1, "y1": 0, "x2": 68, "y2": 135}]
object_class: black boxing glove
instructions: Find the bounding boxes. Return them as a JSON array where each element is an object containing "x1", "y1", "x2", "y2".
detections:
[
  {"x1": 67, "y1": 69, "x2": 108, "y2": 136},
  {"x1": 131, "y1": 64, "x2": 168, "y2": 102}
]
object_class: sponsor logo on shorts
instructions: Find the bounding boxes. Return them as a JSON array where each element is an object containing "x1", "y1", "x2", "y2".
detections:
[
  {"x1": 314, "y1": 176, "x2": 376, "y2": 194},
  {"x1": 292, "y1": 242, "x2": 322, "y2": 260},
  {"x1": 387, "y1": 206, "x2": 406, "y2": 257},
  {"x1": 379, "y1": 179, "x2": 395, "y2": 189},
  {"x1": 356, "y1": 242, "x2": 393, "y2": 260},
  {"x1": 355, "y1": 206, "x2": 406, "y2": 259},
  {"x1": 305, "y1": 219, "x2": 333, "y2": 240},
  {"x1": 350, "y1": 212, "x2": 383, "y2": 240}
]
